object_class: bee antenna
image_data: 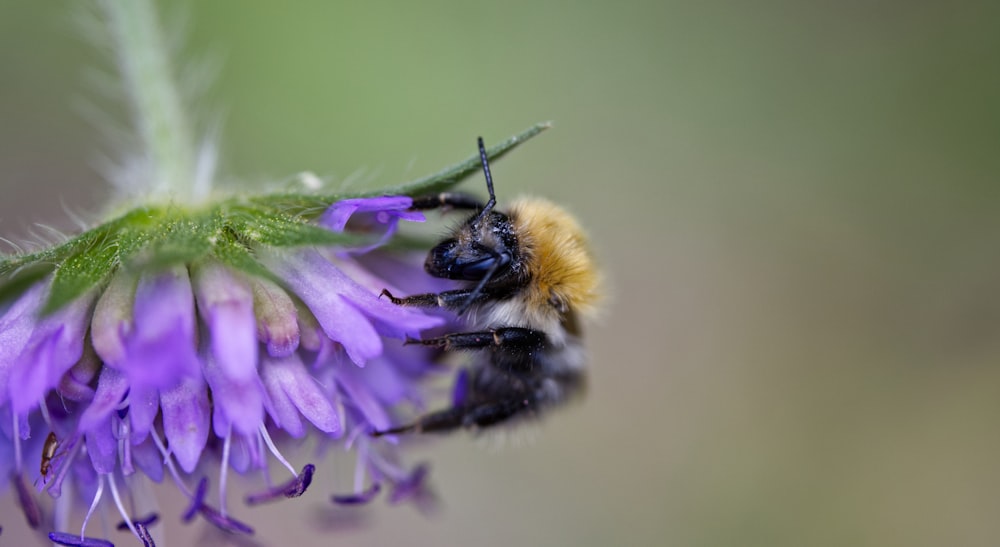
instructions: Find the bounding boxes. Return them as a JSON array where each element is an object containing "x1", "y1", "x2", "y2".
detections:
[{"x1": 474, "y1": 137, "x2": 497, "y2": 223}]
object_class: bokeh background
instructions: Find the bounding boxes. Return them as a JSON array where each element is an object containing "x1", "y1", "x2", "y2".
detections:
[{"x1": 3, "y1": 1, "x2": 1000, "y2": 546}]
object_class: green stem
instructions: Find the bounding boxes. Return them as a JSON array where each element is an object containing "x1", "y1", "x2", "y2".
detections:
[{"x1": 99, "y1": 0, "x2": 199, "y2": 201}]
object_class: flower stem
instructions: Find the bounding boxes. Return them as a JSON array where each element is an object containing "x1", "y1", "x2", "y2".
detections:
[{"x1": 98, "y1": 0, "x2": 198, "y2": 201}]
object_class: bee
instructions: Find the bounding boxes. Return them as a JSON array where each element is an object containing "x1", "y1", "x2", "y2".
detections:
[{"x1": 375, "y1": 137, "x2": 601, "y2": 434}]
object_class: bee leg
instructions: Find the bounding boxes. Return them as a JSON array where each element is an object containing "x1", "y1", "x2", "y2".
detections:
[
  {"x1": 372, "y1": 397, "x2": 533, "y2": 436},
  {"x1": 371, "y1": 407, "x2": 468, "y2": 436},
  {"x1": 380, "y1": 288, "x2": 490, "y2": 310},
  {"x1": 409, "y1": 192, "x2": 484, "y2": 211},
  {"x1": 374, "y1": 362, "x2": 583, "y2": 436},
  {"x1": 406, "y1": 328, "x2": 546, "y2": 357}
]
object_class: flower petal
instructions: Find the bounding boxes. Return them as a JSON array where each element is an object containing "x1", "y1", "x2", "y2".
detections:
[
  {"x1": 334, "y1": 355, "x2": 391, "y2": 432},
  {"x1": 128, "y1": 385, "x2": 159, "y2": 444},
  {"x1": 131, "y1": 438, "x2": 164, "y2": 483},
  {"x1": 354, "y1": 353, "x2": 414, "y2": 408},
  {"x1": 355, "y1": 251, "x2": 456, "y2": 296},
  {"x1": 118, "y1": 268, "x2": 200, "y2": 391},
  {"x1": 0, "y1": 283, "x2": 46, "y2": 408},
  {"x1": 330, "y1": 256, "x2": 446, "y2": 340},
  {"x1": 57, "y1": 347, "x2": 101, "y2": 403},
  {"x1": 250, "y1": 276, "x2": 299, "y2": 357},
  {"x1": 192, "y1": 263, "x2": 258, "y2": 382},
  {"x1": 90, "y1": 269, "x2": 136, "y2": 366},
  {"x1": 85, "y1": 416, "x2": 117, "y2": 474},
  {"x1": 319, "y1": 196, "x2": 424, "y2": 254},
  {"x1": 202, "y1": 351, "x2": 265, "y2": 437},
  {"x1": 226, "y1": 433, "x2": 263, "y2": 474},
  {"x1": 78, "y1": 367, "x2": 128, "y2": 432},
  {"x1": 263, "y1": 249, "x2": 442, "y2": 365},
  {"x1": 9, "y1": 290, "x2": 94, "y2": 415},
  {"x1": 319, "y1": 196, "x2": 423, "y2": 232},
  {"x1": 159, "y1": 376, "x2": 210, "y2": 473},
  {"x1": 261, "y1": 353, "x2": 340, "y2": 436},
  {"x1": 262, "y1": 250, "x2": 383, "y2": 365}
]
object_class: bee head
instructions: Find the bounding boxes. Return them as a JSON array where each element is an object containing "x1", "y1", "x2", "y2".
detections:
[
  {"x1": 423, "y1": 137, "x2": 521, "y2": 313},
  {"x1": 425, "y1": 211, "x2": 515, "y2": 281}
]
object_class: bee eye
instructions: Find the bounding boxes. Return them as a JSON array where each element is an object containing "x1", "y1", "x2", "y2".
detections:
[
  {"x1": 425, "y1": 240, "x2": 510, "y2": 281},
  {"x1": 457, "y1": 256, "x2": 502, "y2": 280}
]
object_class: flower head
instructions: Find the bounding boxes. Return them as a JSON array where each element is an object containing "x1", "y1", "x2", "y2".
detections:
[
  {"x1": 0, "y1": 3, "x2": 550, "y2": 544},
  {"x1": 0, "y1": 118, "x2": 550, "y2": 543},
  {"x1": 0, "y1": 195, "x2": 454, "y2": 543}
]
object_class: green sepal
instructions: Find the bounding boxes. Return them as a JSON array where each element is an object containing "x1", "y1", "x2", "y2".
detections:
[
  {"x1": 119, "y1": 213, "x2": 214, "y2": 273},
  {"x1": 227, "y1": 209, "x2": 371, "y2": 248},
  {"x1": 0, "y1": 123, "x2": 551, "y2": 314},
  {"x1": 0, "y1": 262, "x2": 55, "y2": 307},
  {"x1": 244, "y1": 122, "x2": 552, "y2": 217},
  {"x1": 41, "y1": 242, "x2": 119, "y2": 314},
  {"x1": 381, "y1": 122, "x2": 552, "y2": 197},
  {"x1": 211, "y1": 238, "x2": 282, "y2": 286},
  {"x1": 0, "y1": 210, "x2": 137, "y2": 279}
]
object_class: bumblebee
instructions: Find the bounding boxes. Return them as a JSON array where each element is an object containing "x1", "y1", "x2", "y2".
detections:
[{"x1": 376, "y1": 137, "x2": 601, "y2": 434}]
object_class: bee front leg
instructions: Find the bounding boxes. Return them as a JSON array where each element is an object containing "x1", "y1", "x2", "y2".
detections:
[{"x1": 380, "y1": 288, "x2": 490, "y2": 310}]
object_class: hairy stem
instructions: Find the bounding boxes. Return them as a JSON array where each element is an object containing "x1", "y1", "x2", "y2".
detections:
[{"x1": 98, "y1": 0, "x2": 199, "y2": 200}]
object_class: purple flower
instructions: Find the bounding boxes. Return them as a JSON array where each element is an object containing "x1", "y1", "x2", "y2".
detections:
[
  {"x1": 318, "y1": 196, "x2": 426, "y2": 254},
  {"x1": 0, "y1": 196, "x2": 445, "y2": 545}
]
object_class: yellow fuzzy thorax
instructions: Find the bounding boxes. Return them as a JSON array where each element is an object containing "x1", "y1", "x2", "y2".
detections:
[{"x1": 508, "y1": 197, "x2": 602, "y2": 318}]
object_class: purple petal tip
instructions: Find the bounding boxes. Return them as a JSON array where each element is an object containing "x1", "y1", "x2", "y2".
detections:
[
  {"x1": 331, "y1": 482, "x2": 382, "y2": 505},
  {"x1": 245, "y1": 463, "x2": 316, "y2": 505},
  {"x1": 48, "y1": 531, "x2": 115, "y2": 547}
]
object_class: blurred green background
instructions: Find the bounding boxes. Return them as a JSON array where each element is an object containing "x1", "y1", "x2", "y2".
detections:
[{"x1": 3, "y1": 1, "x2": 1000, "y2": 546}]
